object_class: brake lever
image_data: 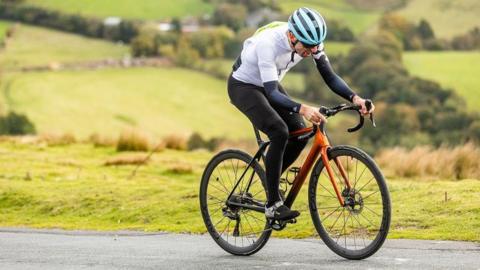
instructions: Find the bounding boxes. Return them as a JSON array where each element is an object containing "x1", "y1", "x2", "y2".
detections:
[
  {"x1": 370, "y1": 113, "x2": 376, "y2": 127},
  {"x1": 365, "y1": 99, "x2": 376, "y2": 127}
]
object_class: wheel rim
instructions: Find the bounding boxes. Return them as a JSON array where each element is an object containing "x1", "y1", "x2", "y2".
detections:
[
  {"x1": 205, "y1": 157, "x2": 270, "y2": 249},
  {"x1": 313, "y1": 153, "x2": 386, "y2": 252}
]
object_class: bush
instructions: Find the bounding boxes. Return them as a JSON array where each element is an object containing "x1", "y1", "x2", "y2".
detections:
[
  {"x1": 89, "y1": 133, "x2": 116, "y2": 147},
  {"x1": 130, "y1": 29, "x2": 157, "y2": 57},
  {"x1": 187, "y1": 132, "x2": 206, "y2": 150},
  {"x1": 116, "y1": 130, "x2": 151, "y2": 152},
  {"x1": 187, "y1": 132, "x2": 225, "y2": 151},
  {"x1": 328, "y1": 20, "x2": 355, "y2": 42},
  {"x1": 189, "y1": 26, "x2": 235, "y2": 58},
  {"x1": 174, "y1": 37, "x2": 200, "y2": 67},
  {"x1": 212, "y1": 3, "x2": 247, "y2": 32},
  {"x1": 0, "y1": 111, "x2": 35, "y2": 135},
  {"x1": 163, "y1": 134, "x2": 187, "y2": 150}
]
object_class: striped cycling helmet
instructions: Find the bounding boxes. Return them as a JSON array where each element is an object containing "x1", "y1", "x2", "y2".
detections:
[{"x1": 288, "y1": 7, "x2": 327, "y2": 46}]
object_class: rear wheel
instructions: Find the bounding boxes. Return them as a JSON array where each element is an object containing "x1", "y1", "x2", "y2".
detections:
[
  {"x1": 199, "y1": 149, "x2": 271, "y2": 256},
  {"x1": 308, "y1": 146, "x2": 391, "y2": 260}
]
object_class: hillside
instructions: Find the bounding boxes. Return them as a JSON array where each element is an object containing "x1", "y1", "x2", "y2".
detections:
[
  {"x1": 397, "y1": 0, "x2": 480, "y2": 38},
  {"x1": 278, "y1": 0, "x2": 380, "y2": 34},
  {"x1": 23, "y1": 0, "x2": 213, "y2": 20},
  {"x1": 404, "y1": 51, "x2": 480, "y2": 111},
  {"x1": 1, "y1": 67, "x2": 253, "y2": 139},
  {"x1": 0, "y1": 22, "x2": 129, "y2": 70}
]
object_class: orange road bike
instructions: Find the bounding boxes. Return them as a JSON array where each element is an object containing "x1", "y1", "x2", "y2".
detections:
[{"x1": 200, "y1": 102, "x2": 391, "y2": 259}]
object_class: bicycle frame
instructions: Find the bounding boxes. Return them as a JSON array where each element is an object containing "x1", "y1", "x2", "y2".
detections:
[{"x1": 226, "y1": 123, "x2": 351, "y2": 212}]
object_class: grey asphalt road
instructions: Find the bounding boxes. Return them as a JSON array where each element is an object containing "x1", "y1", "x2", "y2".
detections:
[{"x1": 0, "y1": 228, "x2": 478, "y2": 270}]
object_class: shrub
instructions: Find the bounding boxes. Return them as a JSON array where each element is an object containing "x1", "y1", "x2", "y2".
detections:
[
  {"x1": 163, "y1": 134, "x2": 187, "y2": 150},
  {"x1": 130, "y1": 30, "x2": 157, "y2": 57},
  {"x1": 0, "y1": 111, "x2": 35, "y2": 135},
  {"x1": 116, "y1": 130, "x2": 150, "y2": 152},
  {"x1": 212, "y1": 3, "x2": 247, "y2": 32},
  {"x1": 187, "y1": 132, "x2": 206, "y2": 150},
  {"x1": 89, "y1": 133, "x2": 116, "y2": 147},
  {"x1": 174, "y1": 37, "x2": 200, "y2": 67}
]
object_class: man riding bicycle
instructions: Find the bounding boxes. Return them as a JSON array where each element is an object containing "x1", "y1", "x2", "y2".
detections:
[{"x1": 227, "y1": 7, "x2": 375, "y2": 221}]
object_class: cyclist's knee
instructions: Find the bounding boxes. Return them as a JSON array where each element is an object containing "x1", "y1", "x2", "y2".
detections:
[{"x1": 266, "y1": 122, "x2": 289, "y2": 143}]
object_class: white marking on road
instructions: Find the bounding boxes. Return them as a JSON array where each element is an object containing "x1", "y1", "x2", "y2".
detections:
[{"x1": 394, "y1": 258, "x2": 411, "y2": 264}]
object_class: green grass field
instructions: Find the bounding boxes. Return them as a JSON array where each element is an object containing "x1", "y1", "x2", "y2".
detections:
[
  {"x1": 404, "y1": 51, "x2": 480, "y2": 111},
  {"x1": 0, "y1": 22, "x2": 129, "y2": 70},
  {"x1": 0, "y1": 21, "x2": 10, "y2": 42},
  {"x1": 0, "y1": 141, "x2": 478, "y2": 241},
  {"x1": 23, "y1": 0, "x2": 213, "y2": 20},
  {"x1": 397, "y1": 0, "x2": 480, "y2": 38},
  {"x1": 278, "y1": 0, "x2": 380, "y2": 34},
  {"x1": 0, "y1": 67, "x2": 253, "y2": 139}
]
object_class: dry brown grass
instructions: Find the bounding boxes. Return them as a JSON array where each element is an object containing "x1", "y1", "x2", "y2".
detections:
[
  {"x1": 104, "y1": 154, "x2": 149, "y2": 166},
  {"x1": 213, "y1": 138, "x2": 258, "y2": 153},
  {"x1": 89, "y1": 133, "x2": 116, "y2": 147},
  {"x1": 165, "y1": 163, "x2": 193, "y2": 174},
  {"x1": 163, "y1": 134, "x2": 187, "y2": 151},
  {"x1": 39, "y1": 133, "x2": 76, "y2": 146},
  {"x1": 116, "y1": 130, "x2": 151, "y2": 152},
  {"x1": 376, "y1": 143, "x2": 480, "y2": 180}
]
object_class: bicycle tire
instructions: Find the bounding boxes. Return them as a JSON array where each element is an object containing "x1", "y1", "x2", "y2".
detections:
[
  {"x1": 308, "y1": 145, "x2": 391, "y2": 260},
  {"x1": 199, "y1": 149, "x2": 271, "y2": 256}
]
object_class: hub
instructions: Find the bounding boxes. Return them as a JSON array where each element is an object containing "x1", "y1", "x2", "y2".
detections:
[{"x1": 342, "y1": 188, "x2": 364, "y2": 214}]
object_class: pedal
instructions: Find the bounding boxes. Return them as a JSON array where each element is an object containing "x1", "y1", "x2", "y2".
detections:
[{"x1": 286, "y1": 218, "x2": 297, "y2": 224}]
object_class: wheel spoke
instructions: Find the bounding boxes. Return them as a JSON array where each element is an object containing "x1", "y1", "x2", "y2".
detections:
[
  {"x1": 320, "y1": 206, "x2": 342, "y2": 223},
  {"x1": 362, "y1": 190, "x2": 380, "y2": 201},
  {"x1": 364, "y1": 205, "x2": 382, "y2": 217},
  {"x1": 328, "y1": 208, "x2": 345, "y2": 232},
  {"x1": 357, "y1": 176, "x2": 375, "y2": 193}
]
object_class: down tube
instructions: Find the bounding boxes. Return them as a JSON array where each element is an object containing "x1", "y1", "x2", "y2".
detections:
[{"x1": 284, "y1": 142, "x2": 321, "y2": 208}]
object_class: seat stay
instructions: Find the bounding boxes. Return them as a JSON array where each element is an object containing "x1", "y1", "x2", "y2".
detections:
[{"x1": 227, "y1": 139, "x2": 270, "y2": 201}]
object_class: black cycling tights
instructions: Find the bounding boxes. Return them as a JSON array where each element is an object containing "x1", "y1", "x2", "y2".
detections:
[{"x1": 228, "y1": 75, "x2": 307, "y2": 207}]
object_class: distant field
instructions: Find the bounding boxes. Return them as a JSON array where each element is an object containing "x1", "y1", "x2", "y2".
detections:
[
  {"x1": 397, "y1": 0, "x2": 480, "y2": 38},
  {"x1": 24, "y1": 0, "x2": 213, "y2": 20},
  {"x1": 278, "y1": 0, "x2": 380, "y2": 34},
  {"x1": 0, "y1": 141, "x2": 478, "y2": 241},
  {"x1": 0, "y1": 67, "x2": 253, "y2": 139},
  {"x1": 404, "y1": 51, "x2": 480, "y2": 111},
  {"x1": 0, "y1": 22, "x2": 129, "y2": 70}
]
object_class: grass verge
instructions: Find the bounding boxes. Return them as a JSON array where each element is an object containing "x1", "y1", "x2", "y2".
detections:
[{"x1": 0, "y1": 141, "x2": 478, "y2": 241}]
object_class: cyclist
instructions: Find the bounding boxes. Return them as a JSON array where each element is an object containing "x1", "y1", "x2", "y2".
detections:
[{"x1": 227, "y1": 7, "x2": 374, "y2": 221}]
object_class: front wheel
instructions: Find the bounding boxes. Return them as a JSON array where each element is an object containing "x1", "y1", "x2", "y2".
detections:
[{"x1": 308, "y1": 145, "x2": 391, "y2": 260}]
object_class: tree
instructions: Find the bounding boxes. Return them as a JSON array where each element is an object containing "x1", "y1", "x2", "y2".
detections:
[
  {"x1": 416, "y1": 19, "x2": 435, "y2": 39},
  {"x1": 0, "y1": 112, "x2": 36, "y2": 135},
  {"x1": 212, "y1": 3, "x2": 247, "y2": 32},
  {"x1": 130, "y1": 29, "x2": 157, "y2": 57}
]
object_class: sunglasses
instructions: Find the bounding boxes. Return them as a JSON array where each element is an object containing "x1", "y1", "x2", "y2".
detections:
[{"x1": 301, "y1": 42, "x2": 319, "y2": 49}]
